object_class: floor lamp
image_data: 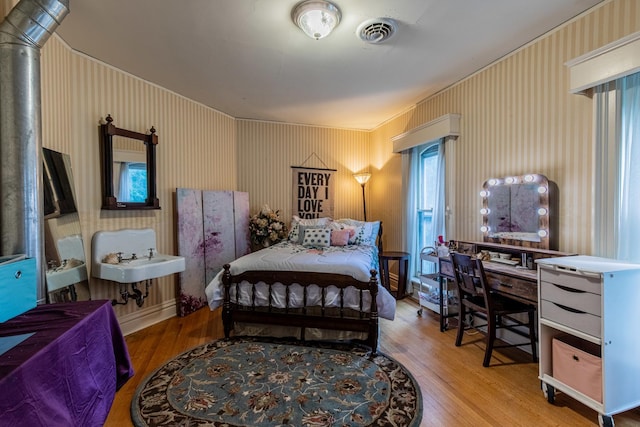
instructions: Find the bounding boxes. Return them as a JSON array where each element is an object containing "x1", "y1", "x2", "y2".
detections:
[{"x1": 353, "y1": 173, "x2": 371, "y2": 221}]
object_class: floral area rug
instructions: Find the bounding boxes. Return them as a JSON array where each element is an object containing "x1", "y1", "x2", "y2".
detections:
[{"x1": 131, "y1": 337, "x2": 422, "y2": 426}]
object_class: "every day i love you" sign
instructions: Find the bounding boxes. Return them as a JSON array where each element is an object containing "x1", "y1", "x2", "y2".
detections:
[{"x1": 291, "y1": 166, "x2": 336, "y2": 219}]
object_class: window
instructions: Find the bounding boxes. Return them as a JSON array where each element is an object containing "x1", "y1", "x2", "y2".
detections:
[
  {"x1": 404, "y1": 140, "x2": 445, "y2": 279},
  {"x1": 416, "y1": 145, "x2": 440, "y2": 253},
  {"x1": 117, "y1": 162, "x2": 147, "y2": 202}
]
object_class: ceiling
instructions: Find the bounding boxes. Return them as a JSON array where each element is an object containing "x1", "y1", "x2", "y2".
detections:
[{"x1": 55, "y1": 0, "x2": 603, "y2": 130}]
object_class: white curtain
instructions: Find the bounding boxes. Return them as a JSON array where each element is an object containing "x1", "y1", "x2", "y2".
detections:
[
  {"x1": 402, "y1": 146, "x2": 420, "y2": 275},
  {"x1": 593, "y1": 81, "x2": 619, "y2": 258},
  {"x1": 118, "y1": 162, "x2": 131, "y2": 201},
  {"x1": 617, "y1": 73, "x2": 640, "y2": 261},
  {"x1": 431, "y1": 142, "x2": 446, "y2": 246}
]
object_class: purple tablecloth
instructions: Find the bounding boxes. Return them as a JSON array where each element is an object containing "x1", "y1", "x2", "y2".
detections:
[{"x1": 0, "y1": 300, "x2": 134, "y2": 426}]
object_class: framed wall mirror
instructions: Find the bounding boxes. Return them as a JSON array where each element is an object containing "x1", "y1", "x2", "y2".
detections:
[
  {"x1": 480, "y1": 173, "x2": 558, "y2": 250},
  {"x1": 99, "y1": 114, "x2": 160, "y2": 210},
  {"x1": 42, "y1": 148, "x2": 90, "y2": 302}
]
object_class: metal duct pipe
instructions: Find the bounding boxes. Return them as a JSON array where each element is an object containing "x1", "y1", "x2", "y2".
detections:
[{"x1": 0, "y1": 0, "x2": 70, "y2": 304}]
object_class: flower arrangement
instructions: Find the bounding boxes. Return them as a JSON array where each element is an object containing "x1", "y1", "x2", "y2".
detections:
[{"x1": 249, "y1": 205, "x2": 288, "y2": 247}]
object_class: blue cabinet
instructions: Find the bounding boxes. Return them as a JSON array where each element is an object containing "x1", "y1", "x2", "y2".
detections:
[{"x1": 0, "y1": 257, "x2": 36, "y2": 322}]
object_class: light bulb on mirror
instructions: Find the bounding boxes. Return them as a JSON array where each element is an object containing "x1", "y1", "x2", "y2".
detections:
[
  {"x1": 480, "y1": 208, "x2": 490, "y2": 215},
  {"x1": 480, "y1": 225, "x2": 490, "y2": 233},
  {"x1": 538, "y1": 229, "x2": 548, "y2": 237},
  {"x1": 537, "y1": 207, "x2": 548, "y2": 216},
  {"x1": 479, "y1": 190, "x2": 489, "y2": 198}
]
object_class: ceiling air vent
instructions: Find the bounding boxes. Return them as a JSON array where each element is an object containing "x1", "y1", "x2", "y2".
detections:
[{"x1": 357, "y1": 18, "x2": 398, "y2": 44}]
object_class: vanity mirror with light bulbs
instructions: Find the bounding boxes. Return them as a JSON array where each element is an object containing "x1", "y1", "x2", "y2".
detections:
[
  {"x1": 438, "y1": 173, "x2": 568, "y2": 310},
  {"x1": 99, "y1": 114, "x2": 160, "y2": 210},
  {"x1": 479, "y1": 173, "x2": 558, "y2": 250}
]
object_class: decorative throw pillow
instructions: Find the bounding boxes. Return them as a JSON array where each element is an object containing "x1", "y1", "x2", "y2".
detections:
[
  {"x1": 351, "y1": 226, "x2": 369, "y2": 245},
  {"x1": 336, "y1": 224, "x2": 360, "y2": 244},
  {"x1": 288, "y1": 216, "x2": 332, "y2": 242},
  {"x1": 335, "y1": 219, "x2": 380, "y2": 246},
  {"x1": 301, "y1": 228, "x2": 331, "y2": 248},
  {"x1": 330, "y1": 229, "x2": 351, "y2": 246},
  {"x1": 297, "y1": 225, "x2": 322, "y2": 244}
]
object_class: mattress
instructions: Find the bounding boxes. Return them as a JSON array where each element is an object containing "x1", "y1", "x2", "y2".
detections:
[{"x1": 204, "y1": 240, "x2": 396, "y2": 320}]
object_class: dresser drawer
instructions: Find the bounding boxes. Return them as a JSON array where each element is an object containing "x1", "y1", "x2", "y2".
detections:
[
  {"x1": 539, "y1": 268, "x2": 601, "y2": 295},
  {"x1": 540, "y1": 281, "x2": 601, "y2": 316},
  {"x1": 540, "y1": 300, "x2": 600, "y2": 337},
  {"x1": 486, "y1": 272, "x2": 537, "y2": 303}
]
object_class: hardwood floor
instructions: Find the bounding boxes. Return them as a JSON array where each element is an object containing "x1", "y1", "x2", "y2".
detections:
[{"x1": 106, "y1": 299, "x2": 640, "y2": 426}]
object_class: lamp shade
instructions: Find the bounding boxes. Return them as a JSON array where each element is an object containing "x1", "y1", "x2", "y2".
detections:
[
  {"x1": 353, "y1": 172, "x2": 371, "y2": 185},
  {"x1": 292, "y1": 0, "x2": 341, "y2": 40}
]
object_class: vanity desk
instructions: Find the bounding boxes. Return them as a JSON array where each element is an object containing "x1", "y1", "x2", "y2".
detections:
[{"x1": 440, "y1": 241, "x2": 576, "y2": 307}]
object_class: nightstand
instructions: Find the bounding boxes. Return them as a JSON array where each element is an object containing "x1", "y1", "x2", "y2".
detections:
[{"x1": 379, "y1": 251, "x2": 410, "y2": 299}]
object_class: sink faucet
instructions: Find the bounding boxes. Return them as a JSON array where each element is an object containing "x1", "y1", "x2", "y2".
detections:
[
  {"x1": 148, "y1": 248, "x2": 155, "y2": 260},
  {"x1": 117, "y1": 252, "x2": 138, "y2": 263}
]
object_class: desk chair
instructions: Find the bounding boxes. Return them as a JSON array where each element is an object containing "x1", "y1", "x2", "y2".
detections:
[{"x1": 449, "y1": 253, "x2": 537, "y2": 367}]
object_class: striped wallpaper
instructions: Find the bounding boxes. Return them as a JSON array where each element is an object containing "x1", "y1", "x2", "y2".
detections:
[
  {"x1": 8, "y1": 0, "x2": 638, "y2": 325},
  {"x1": 40, "y1": 36, "x2": 238, "y2": 319},
  {"x1": 371, "y1": 0, "x2": 640, "y2": 256},
  {"x1": 237, "y1": 120, "x2": 370, "y2": 222}
]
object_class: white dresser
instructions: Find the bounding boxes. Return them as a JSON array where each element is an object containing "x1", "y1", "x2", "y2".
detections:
[{"x1": 537, "y1": 256, "x2": 640, "y2": 427}]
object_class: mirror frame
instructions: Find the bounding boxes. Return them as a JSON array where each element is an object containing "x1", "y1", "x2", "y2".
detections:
[
  {"x1": 480, "y1": 173, "x2": 558, "y2": 250},
  {"x1": 43, "y1": 147, "x2": 78, "y2": 218},
  {"x1": 99, "y1": 114, "x2": 160, "y2": 210}
]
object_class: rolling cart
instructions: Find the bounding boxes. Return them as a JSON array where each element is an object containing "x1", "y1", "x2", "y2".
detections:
[
  {"x1": 417, "y1": 247, "x2": 457, "y2": 331},
  {"x1": 537, "y1": 256, "x2": 640, "y2": 427}
]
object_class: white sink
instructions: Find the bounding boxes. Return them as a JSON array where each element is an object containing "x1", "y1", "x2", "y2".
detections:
[
  {"x1": 46, "y1": 263, "x2": 88, "y2": 292},
  {"x1": 92, "y1": 228, "x2": 186, "y2": 283},
  {"x1": 93, "y1": 254, "x2": 185, "y2": 283}
]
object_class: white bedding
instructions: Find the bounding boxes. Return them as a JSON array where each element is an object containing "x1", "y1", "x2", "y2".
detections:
[{"x1": 205, "y1": 241, "x2": 396, "y2": 320}]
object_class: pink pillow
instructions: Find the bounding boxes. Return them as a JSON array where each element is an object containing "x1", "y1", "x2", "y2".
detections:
[{"x1": 330, "y1": 229, "x2": 351, "y2": 246}]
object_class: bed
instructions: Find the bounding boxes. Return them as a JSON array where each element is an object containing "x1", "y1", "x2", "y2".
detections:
[{"x1": 204, "y1": 218, "x2": 395, "y2": 354}]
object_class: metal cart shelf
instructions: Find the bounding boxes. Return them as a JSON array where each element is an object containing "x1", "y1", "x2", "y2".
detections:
[{"x1": 417, "y1": 247, "x2": 458, "y2": 332}]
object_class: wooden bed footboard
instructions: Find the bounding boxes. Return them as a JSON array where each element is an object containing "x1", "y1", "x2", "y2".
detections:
[{"x1": 221, "y1": 264, "x2": 379, "y2": 355}]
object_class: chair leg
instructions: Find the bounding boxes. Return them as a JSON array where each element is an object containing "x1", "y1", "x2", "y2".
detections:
[
  {"x1": 455, "y1": 304, "x2": 466, "y2": 347},
  {"x1": 528, "y1": 310, "x2": 538, "y2": 363},
  {"x1": 483, "y1": 314, "x2": 496, "y2": 367}
]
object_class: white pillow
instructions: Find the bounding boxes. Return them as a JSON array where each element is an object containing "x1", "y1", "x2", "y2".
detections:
[
  {"x1": 301, "y1": 228, "x2": 331, "y2": 248},
  {"x1": 288, "y1": 216, "x2": 332, "y2": 242}
]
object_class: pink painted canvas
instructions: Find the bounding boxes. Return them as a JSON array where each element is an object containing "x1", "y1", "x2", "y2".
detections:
[
  {"x1": 176, "y1": 189, "x2": 250, "y2": 316},
  {"x1": 176, "y1": 188, "x2": 207, "y2": 316}
]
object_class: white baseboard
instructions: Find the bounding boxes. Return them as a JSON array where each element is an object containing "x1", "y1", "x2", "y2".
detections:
[{"x1": 119, "y1": 298, "x2": 177, "y2": 336}]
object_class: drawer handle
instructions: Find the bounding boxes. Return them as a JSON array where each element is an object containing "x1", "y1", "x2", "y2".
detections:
[
  {"x1": 553, "y1": 284, "x2": 586, "y2": 294},
  {"x1": 499, "y1": 282, "x2": 513, "y2": 288},
  {"x1": 15, "y1": 270, "x2": 22, "y2": 279},
  {"x1": 552, "y1": 302, "x2": 586, "y2": 314},
  {"x1": 552, "y1": 265, "x2": 601, "y2": 278},
  {"x1": 573, "y1": 355, "x2": 580, "y2": 362}
]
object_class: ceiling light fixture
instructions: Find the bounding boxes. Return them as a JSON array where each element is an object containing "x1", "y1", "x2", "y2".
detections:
[{"x1": 292, "y1": 0, "x2": 341, "y2": 40}]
